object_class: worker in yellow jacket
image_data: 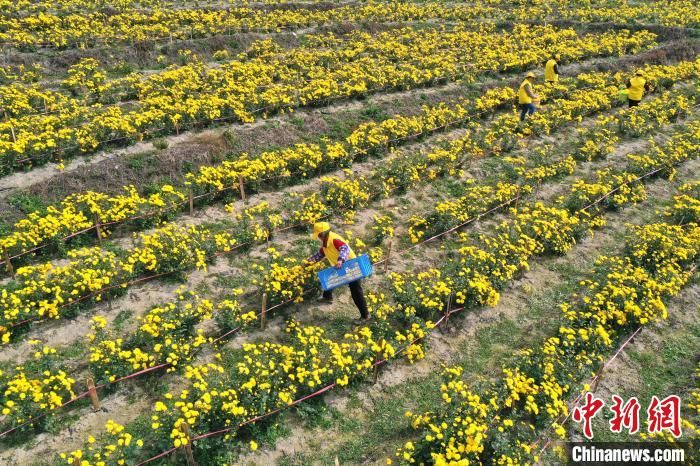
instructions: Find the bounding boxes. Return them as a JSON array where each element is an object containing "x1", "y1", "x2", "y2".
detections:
[
  {"x1": 626, "y1": 70, "x2": 650, "y2": 107},
  {"x1": 518, "y1": 72, "x2": 539, "y2": 121},
  {"x1": 545, "y1": 54, "x2": 561, "y2": 84},
  {"x1": 305, "y1": 222, "x2": 370, "y2": 322}
]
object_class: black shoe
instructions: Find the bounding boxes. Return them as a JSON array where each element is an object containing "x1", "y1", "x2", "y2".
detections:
[
  {"x1": 354, "y1": 316, "x2": 371, "y2": 325},
  {"x1": 317, "y1": 296, "x2": 333, "y2": 304}
]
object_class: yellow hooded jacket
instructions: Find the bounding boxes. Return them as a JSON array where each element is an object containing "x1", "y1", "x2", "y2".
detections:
[
  {"x1": 320, "y1": 231, "x2": 356, "y2": 265},
  {"x1": 628, "y1": 76, "x2": 647, "y2": 101},
  {"x1": 545, "y1": 59, "x2": 558, "y2": 82},
  {"x1": 519, "y1": 79, "x2": 534, "y2": 104}
]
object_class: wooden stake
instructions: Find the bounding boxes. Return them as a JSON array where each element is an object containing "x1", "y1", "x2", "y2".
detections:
[
  {"x1": 94, "y1": 213, "x2": 102, "y2": 244},
  {"x1": 4, "y1": 251, "x2": 13, "y2": 275},
  {"x1": 87, "y1": 377, "x2": 100, "y2": 410},
  {"x1": 9, "y1": 123, "x2": 16, "y2": 144},
  {"x1": 188, "y1": 187, "x2": 194, "y2": 215},
  {"x1": 373, "y1": 355, "x2": 380, "y2": 384},
  {"x1": 180, "y1": 422, "x2": 197, "y2": 466},
  {"x1": 443, "y1": 292, "x2": 453, "y2": 329},
  {"x1": 238, "y1": 174, "x2": 246, "y2": 200},
  {"x1": 373, "y1": 342, "x2": 383, "y2": 384},
  {"x1": 591, "y1": 370, "x2": 603, "y2": 394},
  {"x1": 383, "y1": 240, "x2": 392, "y2": 273},
  {"x1": 260, "y1": 293, "x2": 268, "y2": 330},
  {"x1": 335, "y1": 457, "x2": 340, "y2": 466}
]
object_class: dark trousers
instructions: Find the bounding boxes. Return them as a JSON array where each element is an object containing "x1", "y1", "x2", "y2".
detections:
[
  {"x1": 628, "y1": 98, "x2": 641, "y2": 107},
  {"x1": 519, "y1": 103, "x2": 536, "y2": 121},
  {"x1": 323, "y1": 280, "x2": 369, "y2": 318}
]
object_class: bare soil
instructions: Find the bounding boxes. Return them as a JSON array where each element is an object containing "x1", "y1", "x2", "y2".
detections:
[{"x1": 237, "y1": 157, "x2": 700, "y2": 465}]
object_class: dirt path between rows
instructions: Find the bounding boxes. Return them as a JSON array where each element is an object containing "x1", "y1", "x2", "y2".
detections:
[
  {"x1": 0, "y1": 41, "x2": 697, "y2": 463},
  {"x1": 237, "y1": 158, "x2": 700, "y2": 466},
  {"x1": 3, "y1": 99, "x2": 695, "y2": 464},
  {"x1": 2, "y1": 39, "x2": 693, "y2": 217}
]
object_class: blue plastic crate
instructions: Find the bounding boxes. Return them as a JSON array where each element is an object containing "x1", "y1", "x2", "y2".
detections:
[{"x1": 317, "y1": 254, "x2": 373, "y2": 291}]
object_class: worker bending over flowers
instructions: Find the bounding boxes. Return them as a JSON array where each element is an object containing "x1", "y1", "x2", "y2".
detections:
[
  {"x1": 545, "y1": 54, "x2": 561, "y2": 84},
  {"x1": 626, "y1": 70, "x2": 650, "y2": 107}
]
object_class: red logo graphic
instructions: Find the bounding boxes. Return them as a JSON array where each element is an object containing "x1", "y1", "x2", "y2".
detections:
[
  {"x1": 571, "y1": 393, "x2": 683, "y2": 439},
  {"x1": 647, "y1": 395, "x2": 682, "y2": 438},
  {"x1": 572, "y1": 392, "x2": 605, "y2": 439},
  {"x1": 609, "y1": 395, "x2": 641, "y2": 434}
]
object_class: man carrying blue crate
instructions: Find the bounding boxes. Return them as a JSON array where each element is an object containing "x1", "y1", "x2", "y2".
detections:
[{"x1": 305, "y1": 222, "x2": 370, "y2": 323}]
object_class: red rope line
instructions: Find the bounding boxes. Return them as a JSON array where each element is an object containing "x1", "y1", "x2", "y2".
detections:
[
  {"x1": 391, "y1": 196, "x2": 522, "y2": 257},
  {"x1": 134, "y1": 305, "x2": 458, "y2": 465},
  {"x1": 535, "y1": 262, "x2": 698, "y2": 455},
  {"x1": 0, "y1": 92, "x2": 492, "y2": 267},
  {"x1": 535, "y1": 326, "x2": 643, "y2": 454},
  {"x1": 0, "y1": 88, "x2": 684, "y2": 442},
  {"x1": 4, "y1": 56, "x2": 478, "y2": 167},
  {"x1": 581, "y1": 167, "x2": 666, "y2": 212},
  {"x1": 0, "y1": 73, "x2": 607, "y2": 268},
  {"x1": 0, "y1": 177, "x2": 508, "y2": 438}
]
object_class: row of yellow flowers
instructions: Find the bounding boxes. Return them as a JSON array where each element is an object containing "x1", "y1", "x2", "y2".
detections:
[
  {"x1": 0, "y1": 76, "x2": 622, "y2": 432},
  {"x1": 473, "y1": 0, "x2": 700, "y2": 27},
  {"x1": 0, "y1": 75, "x2": 577, "y2": 348},
  {"x1": 0, "y1": 0, "x2": 213, "y2": 16},
  {"x1": 4, "y1": 57, "x2": 694, "y2": 271},
  {"x1": 406, "y1": 86, "x2": 696, "y2": 243},
  {"x1": 0, "y1": 25, "x2": 657, "y2": 173},
  {"x1": 1, "y1": 66, "x2": 694, "y2": 349},
  {"x1": 0, "y1": 0, "x2": 323, "y2": 17},
  {"x1": 0, "y1": 1, "x2": 506, "y2": 49},
  {"x1": 546, "y1": 0, "x2": 700, "y2": 28},
  {"x1": 59, "y1": 114, "x2": 700, "y2": 466},
  {"x1": 3, "y1": 0, "x2": 695, "y2": 49},
  {"x1": 0, "y1": 70, "x2": 660, "y2": 438},
  {"x1": 393, "y1": 182, "x2": 700, "y2": 465},
  {"x1": 2, "y1": 68, "x2": 695, "y2": 443},
  {"x1": 0, "y1": 223, "x2": 237, "y2": 343}
]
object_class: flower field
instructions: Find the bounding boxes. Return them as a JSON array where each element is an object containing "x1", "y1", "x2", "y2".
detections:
[{"x1": 0, "y1": 1, "x2": 698, "y2": 465}]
